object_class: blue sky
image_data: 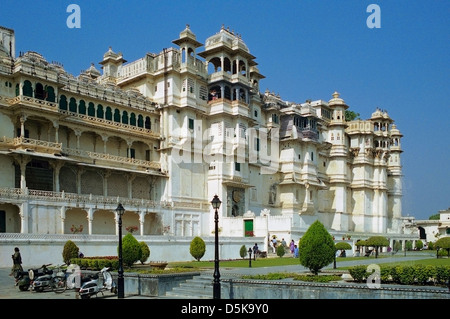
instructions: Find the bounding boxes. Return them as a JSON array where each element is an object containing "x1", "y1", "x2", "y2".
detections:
[{"x1": 1, "y1": 0, "x2": 448, "y2": 221}]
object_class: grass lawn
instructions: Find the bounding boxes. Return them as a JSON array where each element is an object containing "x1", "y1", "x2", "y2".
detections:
[{"x1": 167, "y1": 252, "x2": 449, "y2": 270}]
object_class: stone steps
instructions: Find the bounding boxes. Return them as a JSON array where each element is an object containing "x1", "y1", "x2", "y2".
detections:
[{"x1": 164, "y1": 273, "x2": 224, "y2": 299}]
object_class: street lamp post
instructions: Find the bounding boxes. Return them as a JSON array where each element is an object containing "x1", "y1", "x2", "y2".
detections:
[
  {"x1": 116, "y1": 203, "x2": 125, "y2": 299},
  {"x1": 248, "y1": 247, "x2": 252, "y2": 268},
  {"x1": 210, "y1": 195, "x2": 221, "y2": 299}
]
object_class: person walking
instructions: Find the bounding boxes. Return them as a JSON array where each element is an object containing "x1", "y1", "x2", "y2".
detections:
[{"x1": 10, "y1": 247, "x2": 23, "y2": 285}]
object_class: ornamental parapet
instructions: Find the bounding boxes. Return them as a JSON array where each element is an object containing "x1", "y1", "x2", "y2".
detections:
[
  {"x1": 0, "y1": 187, "x2": 160, "y2": 209},
  {"x1": 1, "y1": 136, "x2": 62, "y2": 152}
]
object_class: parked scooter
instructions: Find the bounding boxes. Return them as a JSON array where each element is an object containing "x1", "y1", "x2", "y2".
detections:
[
  {"x1": 32, "y1": 264, "x2": 67, "y2": 292},
  {"x1": 14, "y1": 264, "x2": 52, "y2": 291},
  {"x1": 77, "y1": 267, "x2": 117, "y2": 299}
]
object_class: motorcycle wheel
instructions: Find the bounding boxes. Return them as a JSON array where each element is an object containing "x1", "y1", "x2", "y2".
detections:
[
  {"x1": 80, "y1": 294, "x2": 90, "y2": 299},
  {"x1": 52, "y1": 276, "x2": 67, "y2": 293},
  {"x1": 34, "y1": 287, "x2": 44, "y2": 292},
  {"x1": 19, "y1": 285, "x2": 29, "y2": 291}
]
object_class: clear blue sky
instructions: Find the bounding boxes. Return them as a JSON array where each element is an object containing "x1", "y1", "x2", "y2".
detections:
[{"x1": 1, "y1": 0, "x2": 448, "y2": 221}]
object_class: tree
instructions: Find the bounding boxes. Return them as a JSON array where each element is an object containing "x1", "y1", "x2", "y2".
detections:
[
  {"x1": 62, "y1": 240, "x2": 79, "y2": 265},
  {"x1": 298, "y1": 220, "x2": 335, "y2": 275},
  {"x1": 190, "y1": 236, "x2": 206, "y2": 261},
  {"x1": 139, "y1": 241, "x2": 150, "y2": 264},
  {"x1": 240, "y1": 245, "x2": 247, "y2": 259},
  {"x1": 435, "y1": 237, "x2": 450, "y2": 257},
  {"x1": 429, "y1": 214, "x2": 440, "y2": 220},
  {"x1": 415, "y1": 240, "x2": 423, "y2": 251},
  {"x1": 345, "y1": 110, "x2": 360, "y2": 121},
  {"x1": 365, "y1": 236, "x2": 389, "y2": 258},
  {"x1": 335, "y1": 242, "x2": 352, "y2": 257},
  {"x1": 121, "y1": 233, "x2": 141, "y2": 267}
]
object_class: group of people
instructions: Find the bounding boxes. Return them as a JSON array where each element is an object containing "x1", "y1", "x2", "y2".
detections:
[{"x1": 268, "y1": 237, "x2": 299, "y2": 257}]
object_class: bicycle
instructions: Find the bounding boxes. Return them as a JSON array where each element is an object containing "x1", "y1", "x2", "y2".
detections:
[{"x1": 52, "y1": 264, "x2": 81, "y2": 294}]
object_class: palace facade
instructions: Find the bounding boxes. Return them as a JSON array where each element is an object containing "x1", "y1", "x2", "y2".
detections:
[{"x1": 0, "y1": 25, "x2": 417, "y2": 260}]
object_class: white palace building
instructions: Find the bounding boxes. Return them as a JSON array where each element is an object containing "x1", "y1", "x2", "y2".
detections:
[{"x1": 0, "y1": 25, "x2": 419, "y2": 266}]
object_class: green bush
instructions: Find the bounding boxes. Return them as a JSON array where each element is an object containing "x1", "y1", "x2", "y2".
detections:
[
  {"x1": 348, "y1": 265, "x2": 368, "y2": 282},
  {"x1": 121, "y1": 233, "x2": 141, "y2": 267},
  {"x1": 190, "y1": 236, "x2": 206, "y2": 261},
  {"x1": 239, "y1": 245, "x2": 247, "y2": 259},
  {"x1": 415, "y1": 240, "x2": 423, "y2": 250},
  {"x1": 276, "y1": 244, "x2": 285, "y2": 257},
  {"x1": 435, "y1": 265, "x2": 450, "y2": 284},
  {"x1": 298, "y1": 220, "x2": 335, "y2": 275},
  {"x1": 139, "y1": 242, "x2": 150, "y2": 264},
  {"x1": 62, "y1": 240, "x2": 79, "y2": 265}
]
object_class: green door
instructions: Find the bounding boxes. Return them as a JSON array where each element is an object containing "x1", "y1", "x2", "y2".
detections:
[{"x1": 244, "y1": 219, "x2": 253, "y2": 237}]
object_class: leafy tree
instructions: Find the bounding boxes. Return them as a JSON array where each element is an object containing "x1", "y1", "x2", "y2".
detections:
[
  {"x1": 298, "y1": 220, "x2": 335, "y2": 275},
  {"x1": 190, "y1": 236, "x2": 206, "y2": 261},
  {"x1": 345, "y1": 110, "x2": 360, "y2": 121},
  {"x1": 276, "y1": 244, "x2": 286, "y2": 258},
  {"x1": 429, "y1": 214, "x2": 440, "y2": 220},
  {"x1": 240, "y1": 245, "x2": 248, "y2": 259},
  {"x1": 62, "y1": 240, "x2": 79, "y2": 265},
  {"x1": 121, "y1": 233, "x2": 141, "y2": 267},
  {"x1": 393, "y1": 241, "x2": 402, "y2": 252},
  {"x1": 415, "y1": 240, "x2": 423, "y2": 250},
  {"x1": 139, "y1": 241, "x2": 150, "y2": 264},
  {"x1": 365, "y1": 236, "x2": 389, "y2": 258},
  {"x1": 335, "y1": 242, "x2": 352, "y2": 257},
  {"x1": 435, "y1": 237, "x2": 450, "y2": 257}
]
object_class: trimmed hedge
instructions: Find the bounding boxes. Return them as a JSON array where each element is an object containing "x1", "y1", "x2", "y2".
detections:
[{"x1": 348, "y1": 264, "x2": 450, "y2": 286}]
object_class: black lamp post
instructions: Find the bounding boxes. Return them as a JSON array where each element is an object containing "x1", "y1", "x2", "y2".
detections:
[
  {"x1": 210, "y1": 195, "x2": 221, "y2": 299},
  {"x1": 248, "y1": 247, "x2": 252, "y2": 268},
  {"x1": 116, "y1": 203, "x2": 125, "y2": 299}
]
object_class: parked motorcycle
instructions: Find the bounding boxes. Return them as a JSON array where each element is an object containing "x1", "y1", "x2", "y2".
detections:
[
  {"x1": 32, "y1": 264, "x2": 67, "y2": 292},
  {"x1": 14, "y1": 264, "x2": 52, "y2": 291},
  {"x1": 77, "y1": 267, "x2": 117, "y2": 299}
]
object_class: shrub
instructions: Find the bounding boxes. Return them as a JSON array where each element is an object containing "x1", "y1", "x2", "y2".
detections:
[
  {"x1": 190, "y1": 236, "x2": 206, "y2": 261},
  {"x1": 348, "y1": 265, "x2": 368, "y2": 282},
  {"x1": 121, "y1": 233, "x2": 141, "y2": 267},
  {"x1": 139, "y1": 242, "x2": 150, "y2": 264},
  {"x1": 298, "y1": 220, "x2": 335, "y2": 275},
  {"x1": 62, "y1": 240, "x2": 79, "y2": 265},
  {"x1": 240, "y1": 245, "x2": 247, "y2": 259},
  {"x1": 276, "y1": 244, "x2": 285, "y2": 257},
  {"x1": 415, "y1": 240, "x2": 423, "y2": 250},
  {"x1": 395, "y1": 265, "x2": 415, "y2": 285}
]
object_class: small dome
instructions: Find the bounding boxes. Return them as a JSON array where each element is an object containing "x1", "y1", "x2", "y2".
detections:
[{"x1": 328, "y1": 91, "x2": 348, "y2": 109}]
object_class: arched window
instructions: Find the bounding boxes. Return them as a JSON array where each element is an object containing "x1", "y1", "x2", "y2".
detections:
[
  {"x1": 59, "y1": 95, "x2": 67, "y2": 110},
  {"x1": 145, "y1": 116, "x2": 151, "y2": 130},
  {"x1": 69, "y1": 97, "x2": 77, "y2": 113},
  {"x1": 46, "y1": 86, "x2": 55, "y2": 102},
  {"x1": 114, "y1": 109, "x2": 121, "y2": 123},
  {"x1": 105, "y1": 107, "x2": 112, "y2": 121},
  {"x1": 35, "y1": 83, "x2": 45, "y2": 100},
  {"x1": 15, "y1": 83, "x2": 19, "y2": 96},
  {"x1": 122, "y1": 111, "x2": 128, "y2": 124},
  {"x1": 79, "y1": 100, "x2": 86, "y2": 114},
  {"x1": 23, "y1": 80, "x2": 33, "y2": 97},
  {"x1": 97, "y1": 104, "x2": 104, "y2": 118},
  {"x1": 137, "y1": 114, "x2": 144, "y2": 128},
  {"x1": 88, "y1": 102, "x2": 95, "y2": 117},
  {"x1": 130, "y1": 113, "x2": 136, "y2": 126}
]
